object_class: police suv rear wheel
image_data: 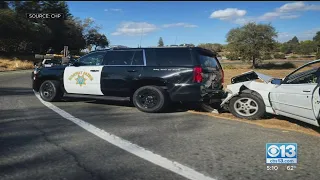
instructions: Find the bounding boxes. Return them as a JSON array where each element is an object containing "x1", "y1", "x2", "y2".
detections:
[
  {"x1": 39, "y1": 80, "x2": 63, "y2": 102},
  {"x1": 133, "y1": 86, "x2": 168, "y2": 113}
]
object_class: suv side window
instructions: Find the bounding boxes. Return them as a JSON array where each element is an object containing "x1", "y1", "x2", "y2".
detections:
[
  {"x1": 104, "y1": 50, "x2": 144, "y2": 66},
  {"x1": 79, "y1": 52, "x2": 106, "y2": 66},
  {"x1": 199, "y1": 55, "x2": 220, "y2": 69},
  {"x1": 154, "y1": 48, "x2": 193, "y2": 66}
]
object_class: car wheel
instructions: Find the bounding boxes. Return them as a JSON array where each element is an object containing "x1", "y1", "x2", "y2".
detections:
[
  {"x1": 39, "y1": 80, "x2": 63, "y2": 102},
  {"x1": 228, "y1": 92, "x2": 265, "y2": 120},
  {"x1": 133, "y1": 86, "x2": 168, "y2": 113}
]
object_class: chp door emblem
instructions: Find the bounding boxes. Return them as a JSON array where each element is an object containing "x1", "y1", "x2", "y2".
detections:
[{"x1": 68, "y1": 71, "x2": 93, "y2": 87}]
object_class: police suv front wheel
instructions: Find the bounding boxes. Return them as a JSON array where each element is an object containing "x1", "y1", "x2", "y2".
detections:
[
  {"x1": 39, "y1": 80, "x2": 63, "y2": 102},
  {"x1": 133, "y1": 86, "x2": 168, "y2": 113}
]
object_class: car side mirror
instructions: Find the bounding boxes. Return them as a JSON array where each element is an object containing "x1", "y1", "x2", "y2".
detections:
[{"x1": 271, "y1": 78, "x2": 282, "y2": 85}]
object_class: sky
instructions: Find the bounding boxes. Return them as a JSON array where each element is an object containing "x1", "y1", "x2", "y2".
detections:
[{"x1": 67, "y1": 1, "x2": 320, "y2": 48}]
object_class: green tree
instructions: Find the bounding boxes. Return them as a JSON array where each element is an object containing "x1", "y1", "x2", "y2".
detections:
[
  {"x1": 226, "y1": 22, "x2": 277, "y2": 68},
  {"x1": 197, "y1": 43, "x2": 222, "y2": 52},
  {"x1": 297, "y1": 40, "x2": 317, "y2": 55},
  {"x1": 288, "y1": 36, "x2": 299, "y2": 44},
  {"x1": 158, "y1": 37, "x2": 164, "y2": 47},
  {"x1": 86, "y1": 29, "x2": 109, "y2": 51},
  {"x1": 274, "y1": 41, "x2": 282, "y2": 52},
  {"x1": 287, "y1": 36, "x2": 300, "y2": 54},
  {"x1": 314, "y1": 31, "x2": 320, "y2": 44},
  {"x1": 280, "y1": 43, "x2": 291, "y2": 54},
  {"x1": 314, "y1": 31, "x2": 320, "y2": 53}
]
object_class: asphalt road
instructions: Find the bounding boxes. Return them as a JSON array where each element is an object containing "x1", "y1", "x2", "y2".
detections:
[{"x1": 1, "y1": 71, "x2": 320, "y2": 180}]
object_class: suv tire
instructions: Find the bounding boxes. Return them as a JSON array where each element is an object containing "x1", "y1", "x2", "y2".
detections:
[
  {"x1": 39, "y1": 80, "x2": 63, "y2": 102},
  {"x1": 133, "y1": 86, "x2": 168, "y2": 113}
]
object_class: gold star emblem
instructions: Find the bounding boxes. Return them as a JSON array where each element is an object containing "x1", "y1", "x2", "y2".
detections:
[{"x1": 75, "y1": 74, "x2": 87, "y2": 87}]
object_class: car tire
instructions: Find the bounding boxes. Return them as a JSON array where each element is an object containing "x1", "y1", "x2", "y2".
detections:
[
  {"x1": 228, "y1": 92, "x2": 265, "y2": 120},
  {"x1": 132, "y1": 86, "x2": 168, "y2": 113},
  {"x1": 39, "y1": 80, "x2": 63, "y2": 102}
]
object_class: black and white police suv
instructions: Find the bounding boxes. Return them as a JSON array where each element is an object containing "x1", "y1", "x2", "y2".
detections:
[{"x1": 32, "y1": 47, "x2": 225, "y2": 113}]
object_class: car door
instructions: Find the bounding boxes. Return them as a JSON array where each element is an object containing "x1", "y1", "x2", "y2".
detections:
[
  {"x1": 312, "y1": 85, "x2": 320, "y2": 118},
  {"x1": 63, "y1": 52, "x2": 106, "y2": 95},
  {"x1": 269, "y1": 61, "x2": 320, "y2": 125},
  {"x1": 100, "y1": 49, "x2": 146, "y2": 97}
]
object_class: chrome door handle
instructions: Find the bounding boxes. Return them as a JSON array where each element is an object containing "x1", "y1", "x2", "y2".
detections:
[{"x1": 90, "y1": 70, "x2": 99, "y2": 72}]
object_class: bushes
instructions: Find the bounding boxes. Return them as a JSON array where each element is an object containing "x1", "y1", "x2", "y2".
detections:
[
  {"x1": 316, "y1": 52, "x2": 320, "y2": 59},
  {"x1": 262, "y1": 53, "x2": 272, "y2": 60},
  {"x1": 273, "y1": 53, "x2": 286, "y2": 59},
  {"x1": 226, "y1": 53, "x2": 239, "y2": 61},
  {"x1": 256, "y1": 62, "x2": 296, "y2": 69},
  {"x1": 289, "y1": 55, "x2": 298, "y2": 59}
]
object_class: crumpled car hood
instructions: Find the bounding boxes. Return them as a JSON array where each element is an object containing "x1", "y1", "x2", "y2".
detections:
[{"x1": 231, "y1": 70, "x2": 275, "y2": 84}]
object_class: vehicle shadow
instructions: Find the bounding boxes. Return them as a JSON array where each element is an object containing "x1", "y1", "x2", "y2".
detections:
[
  {"x1": 0, "y1": 87, "x2": 34, "y2": 96},
  {"x1": 62, "y1": 97, "x2": 191, "y2": 113}
]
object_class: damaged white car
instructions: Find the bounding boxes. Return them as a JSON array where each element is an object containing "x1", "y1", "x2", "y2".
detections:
[{"x1": 221, "y1": 59, "x2": 320, "y2": 127}]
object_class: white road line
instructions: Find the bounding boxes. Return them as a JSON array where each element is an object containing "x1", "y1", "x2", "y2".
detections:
[{"x1": 33, "y1": 92, "x2": 217, "y2": 180}]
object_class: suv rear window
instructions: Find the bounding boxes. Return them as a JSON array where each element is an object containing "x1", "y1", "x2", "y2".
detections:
[
  {"x1": 154, "y1": 48, "x2": 192, "y2": 66},
  {"x1": 199, "y1": 55, "x2": 219, "y2": 68}
]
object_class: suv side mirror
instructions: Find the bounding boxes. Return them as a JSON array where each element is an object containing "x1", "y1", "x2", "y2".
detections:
[
  {"x1": 71, "y1": 61, "x2": 82, "y2": 67},
  {"x1": 271, "y1": 78, "x2": 282, "y2": 85}
]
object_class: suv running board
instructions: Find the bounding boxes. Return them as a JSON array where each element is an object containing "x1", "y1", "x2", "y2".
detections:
[{"x1": 64, "y1": 93, "x2": 130, "y2": 101}]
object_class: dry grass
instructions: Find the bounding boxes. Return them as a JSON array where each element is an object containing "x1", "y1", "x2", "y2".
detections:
[
  {"x1": 189, "y1": 111, "x2": 320, "y2": 137},
  {"x1": 0, "y1": 58, "x2": 34, "y2": 71},
  {"x1": 212, "y1": 63, "x2": 320, "y2": 136}
]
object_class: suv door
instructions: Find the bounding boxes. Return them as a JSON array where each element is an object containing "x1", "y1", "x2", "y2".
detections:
[
  {"x1": 101, "y1": 49, "x2": 146, "y2": 97},
  {"x1": 63, "y1": 52, "x2": 106, "y2": 95}
]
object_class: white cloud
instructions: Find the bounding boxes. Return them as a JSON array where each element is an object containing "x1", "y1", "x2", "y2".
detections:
[
  {"x1": 259, "y1": 2, "x2": 320, "y2": 21},
  {"x1": 104, "y1": 8, "x2": 123, "y2": 12},
  {"x1": 111, "y1": 22, "x2": 158, "y2": 36},
  {"x1": 299, "y1": 28, "x2": 320, "y2": 40},
  {"x1": 211, "y1": 2, "x2": 320, "y2": 25},
  {"x1": 88, "y1": 17, "x2": 95, "y2": 21},
  {"x1": 162, "y1": 23, "x2": 198, "y2": 28},
  {"x1": 277, "y1": 32, "x2": 293, "y2": 42},
  {"x1": 279, "y1": 14, "x2": 300, "y2": 19},
  {"x1": 258, "y1": 12, "x2": 282, "y2": 21},
  {"x1": 233, "y1": 17, "x2": 253, "y2": 25},
  {"x1": 209, "y1": 8, "x2": 246, "y2": 20},
  {"x1": 277, "y1": 28, "x2": 320, "y2": 42},
  {"x1": 277, "y1": 1, "x2": 320, "y2": 12},
  {"x1": 277, "y1": 1, "x2": 306, "y2": 12}
]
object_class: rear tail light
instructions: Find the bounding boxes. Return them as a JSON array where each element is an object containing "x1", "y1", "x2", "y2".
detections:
[{"x1": 193, "y1": 66, "x2": 203, "y2": 83}]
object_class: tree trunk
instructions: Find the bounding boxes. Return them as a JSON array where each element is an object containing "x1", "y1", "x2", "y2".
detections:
[{"x1": 252, "y1": 56, "x2": 256, "y2": 69}]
